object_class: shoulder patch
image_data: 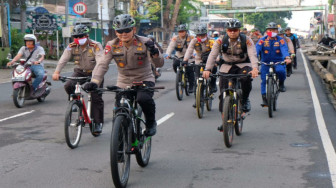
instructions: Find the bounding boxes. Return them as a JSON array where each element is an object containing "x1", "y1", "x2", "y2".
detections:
[
  {"x1": 105, "y1": 45, "x2": 111, "y2": 55},
  {"x1": 258, "y1": 40, "x2": 264, "y2": 45},
  {"x1": 217, "y1": 39, "x2": 222, "y2": 44},
  {"x1": 280, "y1": 39, "x2": 285, "y2": 45},
  {"x1": 69, "y1": 42, "x2": 78, "y2": 48}
]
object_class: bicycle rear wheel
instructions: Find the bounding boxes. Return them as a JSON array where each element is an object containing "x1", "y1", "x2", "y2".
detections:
[
  {"x1": 175, "y1": 69, "x2": 183, "y2": 101},
  {"x1": 111, "y1": 116, "x2": 131, "y2": 188},
  {"x1": 64, "y1": 100, "x2": 83, "y2": 149},
  {"x1": 206, "y1": 82, "x2": 213, "y2": 111},
  {"x1": 234, "y1": 98, "x2": 244, "y2": 136},
  {"x1": 184, "y1": 73, "x2": 190, "y2": 96},
  {"x1": 267, "y1": 78, "x2": 274, "y2": 118},
  {"x1": 223, "y1": 95, "x2": 234, "y2": 148},
  {"x1": 196, "y1": 81, "x2": 204, "y2": 119},
  {"x1": 135, "y1": 106, "x2": 152, "y2": 167}
]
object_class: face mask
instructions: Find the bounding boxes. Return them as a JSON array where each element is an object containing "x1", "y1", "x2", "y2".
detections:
[
  {"x1": 74, "y1": 37, "x2": 88, "y2": 45},
  {"x1": 266, "y1": 31, "x2": 277, "y2": 38},
  {"x1": 200, "y1": 37, "x2": 207, "y2": 42}
]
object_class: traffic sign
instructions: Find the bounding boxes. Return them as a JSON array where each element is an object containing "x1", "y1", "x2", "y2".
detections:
[{"x1": 73, "y1": 2, "x2": 87, "y2": 15}]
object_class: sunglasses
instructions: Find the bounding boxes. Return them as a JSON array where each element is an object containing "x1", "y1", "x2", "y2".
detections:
[
  {"x1": 227, "y1": 28, "x2": 239, "y2": 33},
  {"x1": 73, "y1": 34, "x2": 85, "y2": 38},
  {"x1": 116, "y1": 28, "x2": 133, "y2": 34}
]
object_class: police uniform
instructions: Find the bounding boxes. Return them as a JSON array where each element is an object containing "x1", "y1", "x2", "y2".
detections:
[
  {"x1": 249, "y1": 33, "x2": 263, "y2": 45},
  {"x1": 18, "y1": 46, "x2": 46, "y2": 91},
  {"x1": 285, "y1": 33, "x2": 300, "y2": 68},
  {"x1": 91, "y1": 35, "x2": 164, "y2": 126},
  {"x1": 206, "y1": 35, "x2": 258, "y2": 112},
  {"x1": 56, "y1": 39, "x2": 104, "y2": 124},
  {"x1": 282, "y1": 35, "x2": 295, "y2": 76},
  {"x1": 166, "y1": 35, "x2": 194, "y2": 72},
  {"x1": 256, "y1": 36, "x2": 289, "y2": 95}
]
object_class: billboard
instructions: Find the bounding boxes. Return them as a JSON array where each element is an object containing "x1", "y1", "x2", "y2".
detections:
[{"x1": 232, "y1": 0, "x2": 300, "y2": 8}]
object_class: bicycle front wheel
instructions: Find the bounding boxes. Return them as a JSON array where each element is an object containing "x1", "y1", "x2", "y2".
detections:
[
  {"x1": 64, "y1": 100, "x2": 83, "y2": 149},
  {"x1": 267, "y1": 78, "x2": 274, "y2": 118},
  {"x1": 206, "y1": 82, "x2": 213, "y2": 111},
  {"x1": 135, "y1": 106, "x2": 152, "y2": 167},
  {"x1": 223, "y1": 95, "x2": 234, "y2": 148},
  {"x1": 234, "y1": 97, "x2": 244, "y2": 136},
  {"x1": 175, "y1": 69, "x2": 184, "y2": 101},
  {"x1": 196, "y1": 81, "x2": 204, "y2": 119},
  {"x1": 184, "y1": 74, "x2": 190, "y2": 96},
  {"x1": 111, "y1": 116, "x2": 131, "y2": 188}
]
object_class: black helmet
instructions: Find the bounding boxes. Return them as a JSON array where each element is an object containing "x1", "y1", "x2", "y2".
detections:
[
  {"x1": 278, "y1": 28, "x2": 285, "y2": 34},
  {"x1": 285, "y1": 27, "x2": 291, "y2": 31},
  {"x1": 195, "y1": 24, "x2": 207, "y2": 35},
  {"x1": 266, "y1": 22, "x2": 278, "y2": 29},
  {"x1": 113, "y1": 14, "x2": 136, "y2": 30},
  {"x1": 177, "y1": 24, "x2": 187, "y2": 32},
  {"x1": 71, "y1": 25, "x2": 90, "y2": 37},
  {"x1": 226, "y1": 19, "x2": 241, "y2": 29}
]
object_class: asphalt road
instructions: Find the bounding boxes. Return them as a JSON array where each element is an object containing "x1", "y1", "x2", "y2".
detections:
[{"x1": 0, "y1": 51, "x2": 335, "y2": 188}]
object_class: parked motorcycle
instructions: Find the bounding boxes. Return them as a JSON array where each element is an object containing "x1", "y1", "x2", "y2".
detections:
[{"x1": 10, "y1": 59, "x2": 51, "y2": 108}]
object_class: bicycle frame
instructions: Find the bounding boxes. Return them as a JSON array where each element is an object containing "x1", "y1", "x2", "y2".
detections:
[{"x1": 70, "y1": 81, "x2": 92, "y2": 125}]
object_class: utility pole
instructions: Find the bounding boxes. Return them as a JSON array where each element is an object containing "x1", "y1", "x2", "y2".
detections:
[
  {"x1": 65, "y1": 0, "x2": 69, "y2": 46},
  {"x1": 1, "y1": 0, "x2": 9, "y2": 47},
  {"x1": 334, "y1": 0, "x2": 336, "y2": 37},
  {"x1": 100, "y1": 0, "x2": 104, "y2": 45}
]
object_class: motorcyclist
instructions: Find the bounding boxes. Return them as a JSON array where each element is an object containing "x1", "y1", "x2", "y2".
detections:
[
  {"x1": 84, "y1": 14, "x2": 164, "y2": 136},
  {"x1": 166, "y1": 24, "x2": 195, "y2": 93},
  {"x1": 256, "y1": 22, "x2": 291, "y2": 106},
  {"x1": 213, "y1": 31, "x2": 220, "y2": 40},
  {"x1": 203, "y1": 19, "x2": 259, "y2": 122},
  {"x1": 284, "y1": 27, "x2": 300, "y2": 69},
  {"x1": 7, "y1": 34, "x2": 45, "y2": 96},
  {"x1": 278, "y1": 28, "x2": 295, "y2": 77},
  {"x1": 52, "y1": 24, "x2": 105, "y2": 134}
]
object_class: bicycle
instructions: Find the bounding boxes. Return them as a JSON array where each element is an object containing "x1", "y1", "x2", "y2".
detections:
[
  {"x1": 103, "y1": 82, "x2": 164, "y2": 188},
  {"x1": 259, "y1": 62, "x2": 285, "y2": 118},
  {"x1": 195, "y1": 63, "x2": 216, "y2": 119},
  {"x1": 59, "y1": 76, "x2": 100, "y2": 149},
  {"x1": 171, "y1": 56, "x2": 191, "y2": 100},
  {"x1": 218, "y1": 73, "x2": 251, "y2": 148}
]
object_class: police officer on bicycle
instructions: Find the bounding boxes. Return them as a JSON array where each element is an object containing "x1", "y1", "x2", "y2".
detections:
[
  {"x1": 84, "y1": 14, "x2": 164, "y2": 136},
  {"x1": 166, "y1": 24, "x2": 195, "y2": 93},
  {"x1": 203, "y1": 19, "x2": 259, "y2": 121},
  {"x1": 256, "y1": 22, "x2": 291, "y2": 106},
  {"x1": 183, "y1": 24, "x2": 218, "y2": 94},
  {"x1": 278, "y1": 28, "x2": 295, "y2": 77},
  {"x1": 52, "y1": 24, "x2": 105, "y2": 134}
]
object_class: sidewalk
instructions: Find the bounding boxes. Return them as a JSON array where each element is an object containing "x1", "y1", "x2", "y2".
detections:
[{"x1": 0, "y1": 60, "x2": 75, "y2": 83}]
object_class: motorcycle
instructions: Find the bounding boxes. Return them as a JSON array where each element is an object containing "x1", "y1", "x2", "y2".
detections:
[{"x1": 10, "y1": 59, "x2": 51, "y2": 108}]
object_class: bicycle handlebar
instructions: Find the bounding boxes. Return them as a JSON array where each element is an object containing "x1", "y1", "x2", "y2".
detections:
[
  {"x1": 215, "y1": 73, "x2": 252, "y2": 78},
  {"x1": 99, "y1": 85, "x2": 165, "y2": 93},
  {"x1": 258, "y1": 61, "x2": 285, "y2": 66},
  {"x1": 59, "y1": 76, "x2": 91, "y2": 83}
]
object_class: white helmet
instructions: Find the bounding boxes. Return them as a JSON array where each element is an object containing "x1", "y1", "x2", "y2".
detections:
[
  {"x1": 213, "y1": 31, "x2": 219, "y2": 35},
  {"x1": 24, "y1": 34, "x2": 37, "y2": 43}
]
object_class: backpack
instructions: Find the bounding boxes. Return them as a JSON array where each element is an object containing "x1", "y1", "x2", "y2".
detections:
[{"x1": 221, "y1": 33, "x2": 250, "y2": 63}]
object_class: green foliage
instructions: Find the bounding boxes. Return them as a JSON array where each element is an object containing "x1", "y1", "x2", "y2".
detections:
[
  {"x1": 329, "y1": 0, "x2": 334, "y2": 12},
  {"x1": 177, "y1": 0, "x2": 201, "y2": 24},
  {"x1": 236, "y1": 12, "x2": 292, "y2": 32},
  {"x1": 0, "y1": 59, "x2": 10, "y2": 68},
  {"x1": 10, "y1": 28, "x2": 25, "y2": 56}
]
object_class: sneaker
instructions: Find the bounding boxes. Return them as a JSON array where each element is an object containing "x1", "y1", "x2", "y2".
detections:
[
  {"x1": 192, "y1": 103, "x2": 196, "y2": 108},
  {"x1": 242, "y1": 98, "x2": 251, "y2": 112},
  {"x1": 94, "y1": 123, "x2": 103, "y2": 133},
  {"x1": 217, "y1": 125, "x2": 223, "y2": 132},
  {"x1": 261, "y1": 95, "x2": 268, "y2": 106},
  {"x1": 279, "y1": 82, "x2": 286, "y2": 92},
  {"x1": 210, "y1": 86, "x2": 218, "y2": 93},
  {"x1": 145, "y1": 121, "x2": 157, "y2": 136},
  {"x1": 188, "y1": 86, "x2": 194, "y2": 93}
]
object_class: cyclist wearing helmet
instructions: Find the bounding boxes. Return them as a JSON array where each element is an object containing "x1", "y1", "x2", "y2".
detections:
[
  {"x1": 256, "y1": 22, "x2": 291, "y2": 106},
  {"x1": 183, "y1": 24, "x2": 218, "y2": 94},
  {"x1": 284, "y1": 27, "x2": 300, "y2": 69},
  {"x1": 166, "y1": 24, "x2": 195, "y2": 93},
  {"x1": 278, "y1": 28, "x2": 295, "y2": 77},
  {"x1": 249, "y1": 28, "x2": 262, "y2": 44},
  {"x1": 7, "y1": 34, "x2": 45, "y2": 95},
  {"x1": 213, "y1": 31, "x2": 220, "y2": 40},
  {"x1": 203, "y1": 19, "x2": 259, "y2": 129},
  {"x1": 85, "y1": 14, "x2": 164, "y2": 136},
  {"x1": 52, "y1": 24, "x2": 105, "y2": 134}
]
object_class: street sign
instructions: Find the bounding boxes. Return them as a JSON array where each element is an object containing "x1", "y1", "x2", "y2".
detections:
[
  {"x1": 73, "y1": 2, "x2": 87, "y2": 15},
  {"x1": 32, "y1": 14, "x2": 58, "y2": 30}
]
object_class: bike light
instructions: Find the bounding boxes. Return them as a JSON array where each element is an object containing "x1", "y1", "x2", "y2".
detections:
[{"x1": 16, "y1": 65, "x2": 25, "y2": 73}]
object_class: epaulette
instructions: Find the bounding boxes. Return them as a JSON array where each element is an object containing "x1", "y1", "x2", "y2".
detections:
[
  {"x1": 69, "y1": 42, "x2": 78, "y2": 48},
  {"x1": 89, "y1": 41, "x2": 97, "y2": 48},
  {"x1": 216, "y1": 39, "x2": 222, "y2": 44},
  {"x1": 258, "y1": 40, "x2": 264, "y2": 45}
]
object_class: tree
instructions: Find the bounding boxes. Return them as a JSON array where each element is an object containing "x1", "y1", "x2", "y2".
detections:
[
  {"x1": 1, "y1": 0, "x2": 9, "y2": 47},
  {"x1": 236, "y1": 12, "x2": 292, "y2": 32}
]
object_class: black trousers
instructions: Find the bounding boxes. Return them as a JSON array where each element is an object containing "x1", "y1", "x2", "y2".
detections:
[
  {"x1": 173, "y1": 59, "x2": 195, "y2": 88},
  {"x1": 115, "y1": 81, "x2": 156, "y2": 127},
  {"x1": 64, "y1": 68, "x2": 104, "y2": 124},
  {"x1": 195, "y1": 65, "x2": 218, "y2": 88},
  {"x1": 218, "y1": 65, "x2": 252, "y2": 112}
]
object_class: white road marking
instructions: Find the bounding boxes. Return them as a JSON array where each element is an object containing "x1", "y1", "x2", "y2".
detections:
[
  {"x1": 301, "y1": 50, "x2": 336, "y2": 187},
  {"x1": 167, "y1": 68, "x2": 172, "y2": 71},
  {"x1": 0, "y1": 110, "x2": 35, "y2": 123},
  {"x1": 157, "y1": 112, "x2": 174, "y2": 126}
]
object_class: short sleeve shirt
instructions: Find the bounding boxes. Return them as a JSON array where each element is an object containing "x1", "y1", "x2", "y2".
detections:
[{"x1": 18, "y1": 46, "x2": 45, "y2": 65}]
